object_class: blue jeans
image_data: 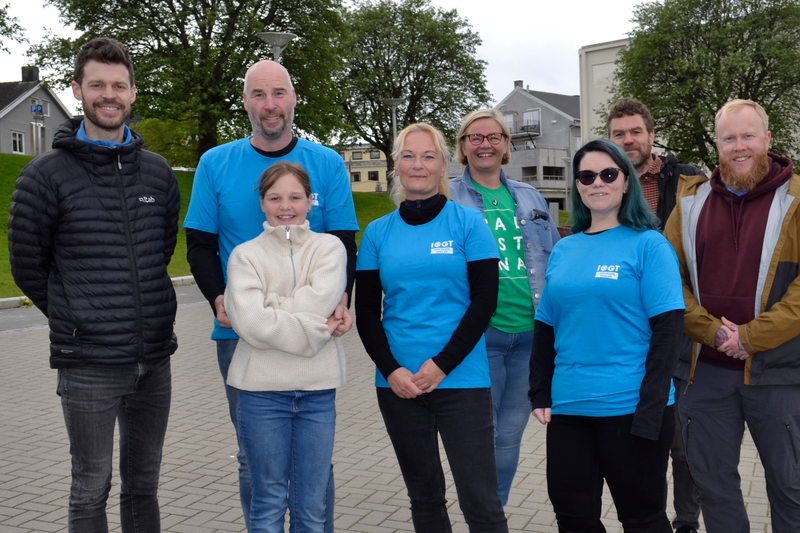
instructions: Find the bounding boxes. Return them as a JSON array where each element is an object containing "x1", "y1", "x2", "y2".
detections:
[
  {"x1": 237, "y1": 390, "x2": 336, "y2": 533},
  {"x1": 56, "y1": 357, "x2": 171, "y2": 533},
  {"x1": 377, "y1": 387, "x2": 508, "y2": 533},
  {"x1": 485, "y1": 327, "x2": 534, "y2": 506},
  {"x1": 216, "y1": 340, "x2": 335, "y2": 532}
]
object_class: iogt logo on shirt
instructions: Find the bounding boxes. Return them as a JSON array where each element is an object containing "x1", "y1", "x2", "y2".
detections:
[
  {"x1": 431, "y1": 240, "x2": 454, "y2": 254},
  {"x1": 595, "y1": 264, "x2": 621, "y2": 280}
]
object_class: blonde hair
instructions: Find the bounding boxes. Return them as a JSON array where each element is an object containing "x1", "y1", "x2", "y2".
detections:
[
  {"x1": 715, "y1": 99, "x2": 769, "y2": 138},
  {"x1": 455, "y1": 109, "x2": 511, "y2": 166},
  {"x1": 390, "y1": 123, "x2": 450, "y2": 205}
]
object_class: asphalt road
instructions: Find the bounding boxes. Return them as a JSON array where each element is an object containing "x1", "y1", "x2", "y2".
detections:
[{"x1": 0, "y1": 284, "x2": 207, "y2": 334}]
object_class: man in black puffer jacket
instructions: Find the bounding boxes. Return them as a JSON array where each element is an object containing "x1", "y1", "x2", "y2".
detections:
[{"x1": 8, "y1": 38, "x2": 179, "y2": 533}]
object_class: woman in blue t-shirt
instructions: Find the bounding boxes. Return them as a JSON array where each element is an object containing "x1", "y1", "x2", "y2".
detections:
[
  {"x1": 528, "y1": 139, "x2": 685, "y2": 531},
  {"x1": 355, "y1": 123, "x2": 508, "y2": 533}
]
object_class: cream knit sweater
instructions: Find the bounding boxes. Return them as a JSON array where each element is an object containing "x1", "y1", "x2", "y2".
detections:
[{"x1": 224, "y1": 221, "x2": 347, "y2": 392}]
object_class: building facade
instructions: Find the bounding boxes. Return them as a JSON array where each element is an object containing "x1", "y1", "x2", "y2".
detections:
[
  {"x1": 492, "y1": 81, "x2": 581, "y2": 210},
  {"x1": 0, "y1": 67, "x2": 73, "y2": 157},
  {"x1": 341, "y1": 143, "x2": 389, "y2": 193}
]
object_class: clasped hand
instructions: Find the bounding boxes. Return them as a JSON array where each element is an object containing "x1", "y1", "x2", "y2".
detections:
[
  {"x1": 387, "y1": 360, "x2": 446, "y2": 399},
  {"x1": 715, "y1": 317, "x2": 750, "y2": 360}
]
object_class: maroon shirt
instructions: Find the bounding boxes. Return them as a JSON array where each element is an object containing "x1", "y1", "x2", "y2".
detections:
[{"x1": 695, "y1": 156, "x2": 793, "y2": 369}]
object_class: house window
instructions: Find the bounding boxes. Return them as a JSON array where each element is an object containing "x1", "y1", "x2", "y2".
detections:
[
  {"x1": 370, "y1": 151, "x2": 381, "y2": 159},
  {"x1": 43, "y1": 101, "x2": 50, "y2": 117},
  {"x1": 352, "y1": 151, "x2": 362, "y2": 160},
  {"x1": 505, "y1": 114, "x2": 514, "y2": 133},
  {"x1": 351, "y1": 172, "x2": 361, "y2": 182},
  {"x1": 543, "y1": 166, "x2": 565, "y2": 180},
  {"x1": 368, "y1": 171, "x2": 379, "y2": 181},
  {"x1": 522, "y1": 109, "x2": 540, "y2": 135},
  {"x1": 12, "y1": 131, "x2": 24, "y2": 154}
]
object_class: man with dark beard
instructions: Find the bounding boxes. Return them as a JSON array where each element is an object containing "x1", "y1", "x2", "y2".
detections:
[
  {"x1": 183, "y1": 60, "x2": 358, "y2": 532},
  {"x1": 8, "y1": 38, "x2": 180, "y2": 532},
  {"x1": 665, "y1": 99, "x2": 800, "y2": 533}
]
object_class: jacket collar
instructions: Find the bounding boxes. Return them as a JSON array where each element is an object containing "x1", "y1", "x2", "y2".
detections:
[
  {"x1": 260, "y1": 220, "x2": 312, "y2": 249},
  {"x1": 458, "y1": 166, "x2": 518, "y2": 201}
]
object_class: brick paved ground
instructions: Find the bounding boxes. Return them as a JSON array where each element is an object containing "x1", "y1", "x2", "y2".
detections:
[{"x1": 0, "y1": 295, "x2": 771, "y2": 532}]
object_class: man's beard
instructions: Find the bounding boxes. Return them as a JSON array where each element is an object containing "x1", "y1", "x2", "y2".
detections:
[
  {"x1": 249, "y1": 107, "x2": 294, "y2": 142},
  {"x1": 719, "y1": 147, "x2": 770, "y2": 192},
  {"x1": 628, "y1": 144, "x2": 652, "y2": 173},
  {"x1": 82, "y1": 99, "x2": 130, "y2": 132}
]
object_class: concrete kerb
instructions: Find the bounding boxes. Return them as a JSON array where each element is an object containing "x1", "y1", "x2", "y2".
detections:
[{"x1": 0, "y1": 275, "x2": 197, "y2": 310}]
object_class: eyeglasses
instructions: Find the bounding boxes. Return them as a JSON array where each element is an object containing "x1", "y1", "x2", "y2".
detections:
[
  {"x1": 576, "y1": 167, "x2": 622, "y2": 186},
  {"x1": 461, "y1": 132, "x2": 506, "y2": 145}
]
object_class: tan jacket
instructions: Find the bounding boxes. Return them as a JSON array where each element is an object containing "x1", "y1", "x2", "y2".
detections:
[{"x1": 664, "y1": 171, "x2": 800, "y2": 385}]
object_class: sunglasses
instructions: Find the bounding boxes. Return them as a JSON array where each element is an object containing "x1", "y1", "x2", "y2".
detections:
[{"x1": 576, "y1": 167, "x2": 622, "y2": 186}]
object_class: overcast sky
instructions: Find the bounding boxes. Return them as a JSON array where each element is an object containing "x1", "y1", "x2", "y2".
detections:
[{"x1": 1, "y1": 0, "x2": 646, "y2": 116}]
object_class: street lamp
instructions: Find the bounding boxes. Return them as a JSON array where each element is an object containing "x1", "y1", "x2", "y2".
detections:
[
  {"x1": 384, "y1": 98, "x2": 403, "y2": 142},
  {"x1": 256, "y1": 32, "x2": 298, "y2": 62}
]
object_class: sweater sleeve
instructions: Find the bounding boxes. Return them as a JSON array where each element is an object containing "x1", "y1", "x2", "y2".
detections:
[
  {"x1": 186, "y1": 228, "x2": 227, "y2": 315},
  {"x1": 631, "y1": 309, "x2": 684, "y2": 440},
  {"x1": 355, "y1": 269, "x2": 401, "y2": 380},
  {"x1": 529, "y1": 320, "x2": 556, "y2": 409},
  {"x1": 327, "y1": 229, "x2": 357, "y2": 306},
  {"x1": 225, "y1": 239, "x2": 346, "y2": 357},
  {"x1": 430, "y1": 258, "x2": 499, "y2": 374},
  {"x1": 8, "y1": 162, "x2": 58, "y2": 317}
]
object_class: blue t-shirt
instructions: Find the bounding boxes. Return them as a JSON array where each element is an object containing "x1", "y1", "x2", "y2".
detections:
[
  {"x1": 356, "y1": 201, "x2": 500, "y2": 389},
  {"x1": 536, "y1": 225, "x2": 685, "y2": 417},
  {"x1": 184, "y1": 137, "x2": 360, "y2": 339}
]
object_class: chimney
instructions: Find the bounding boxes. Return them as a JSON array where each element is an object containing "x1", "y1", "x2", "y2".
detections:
[
  {"x1": 22, "y1": 66, "x2": 40, "y2": 82},
  {"x1": 514, "y1": 80, "x2": 523, "y2": 89}
]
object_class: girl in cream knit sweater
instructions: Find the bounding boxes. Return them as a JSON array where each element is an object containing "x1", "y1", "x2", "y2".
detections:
[{"x1": 224, "y1": 162, "x2": 346, "y2": 532}]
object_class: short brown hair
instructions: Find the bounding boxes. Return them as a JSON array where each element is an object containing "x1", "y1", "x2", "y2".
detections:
[
  {"x1": 455, "y1": 109, "x2": 511, "y2": 166},
  {"x1": 606, "y1": 98, "x2": 654, "y2": 134},
  {"x1": 73, "y1": 37, "x2": 135, "y2": 87},
  {"x1": 258, "y1": 162, "x2": 312, "y2": 199}
]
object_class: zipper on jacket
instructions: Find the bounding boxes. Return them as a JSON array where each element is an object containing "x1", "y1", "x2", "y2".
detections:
[
  {"x1": 789, "y1": 424, "x2": 798, "y2": 464},
  {"x1": 285, "y1": 226, "x2": 296, "y2": 287},
  {"x1": 115, "y1": 155, "x2": 144, "y2": 360}
]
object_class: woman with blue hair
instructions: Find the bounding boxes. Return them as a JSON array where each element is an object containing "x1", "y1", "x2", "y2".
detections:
[{"x1": 529, "y1": 139, "x2": 685, "y2": 531}]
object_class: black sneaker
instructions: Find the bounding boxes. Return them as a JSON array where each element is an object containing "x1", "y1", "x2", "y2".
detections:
[{"x1": 675, "y1": 527, "x2": 698, "y2": 533}]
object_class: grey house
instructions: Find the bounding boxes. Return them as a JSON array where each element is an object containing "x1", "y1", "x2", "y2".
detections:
[
  {"x1": 495, "y1": 81, "x2": 581, "y2": 210},
  {"x1": 0, "y1": 67, "x2": 73, "y2": 157}
]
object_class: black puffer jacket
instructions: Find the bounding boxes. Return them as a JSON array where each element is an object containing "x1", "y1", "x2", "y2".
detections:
[{"x1": 8, "y1": 118, "x2": 180, "y2": 368}]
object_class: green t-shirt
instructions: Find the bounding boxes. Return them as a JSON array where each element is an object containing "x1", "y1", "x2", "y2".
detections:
[{"x1": 472, "y1": 180, "x2": 536, "y2": 332}]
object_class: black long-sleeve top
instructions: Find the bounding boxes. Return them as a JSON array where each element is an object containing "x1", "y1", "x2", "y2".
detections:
[{"x1": 355, "y1": 194, "x2": 499, "y2": 380}]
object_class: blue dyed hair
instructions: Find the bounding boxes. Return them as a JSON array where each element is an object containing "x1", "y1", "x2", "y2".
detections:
[{"x1": 570, "y1": 139, "x2": 658, "y2": 233}]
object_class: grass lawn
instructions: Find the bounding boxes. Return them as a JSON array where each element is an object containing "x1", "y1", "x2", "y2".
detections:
[{"x1": 0, "y1": 154, "x2": 34, "y2": 299}]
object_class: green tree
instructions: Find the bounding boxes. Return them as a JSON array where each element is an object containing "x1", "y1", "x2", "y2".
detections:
[
  {"x1": 133, "y1": 118, "x2": 200, "y2": 168},
  {"x1": 609, "y1": 0, "x2": 800, "y2": 170},
  {"x1": 0, "y1": 3, "x2": 25, "y2": 53},
  {"x1": 338, "y1": 0, "x2": 490, "y2": 178},
  {"x1": 30, "y1": 0, "x2": 347, "y2": 159}
]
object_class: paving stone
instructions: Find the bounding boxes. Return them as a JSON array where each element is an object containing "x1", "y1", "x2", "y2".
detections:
[{"x1": 0, "y1": 294, "x2": 775, "y2": 532}]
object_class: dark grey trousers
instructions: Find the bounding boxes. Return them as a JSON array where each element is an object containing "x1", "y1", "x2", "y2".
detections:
[
  {"x1": 671, "y1": 376, "x2": 701, "y2": 530},
  {"x1": 680, "y1": 360, "x2": 800, "y2": 533}
]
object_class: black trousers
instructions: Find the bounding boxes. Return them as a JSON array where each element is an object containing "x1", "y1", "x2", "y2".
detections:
[{"x1": 546, "y1": 407, "x2": 674, "y2": 533}]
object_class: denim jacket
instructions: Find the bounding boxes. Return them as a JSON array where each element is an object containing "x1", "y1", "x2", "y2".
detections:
[{"x1": 449, "y1": 168, "x2": 559, "y2": 310}]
